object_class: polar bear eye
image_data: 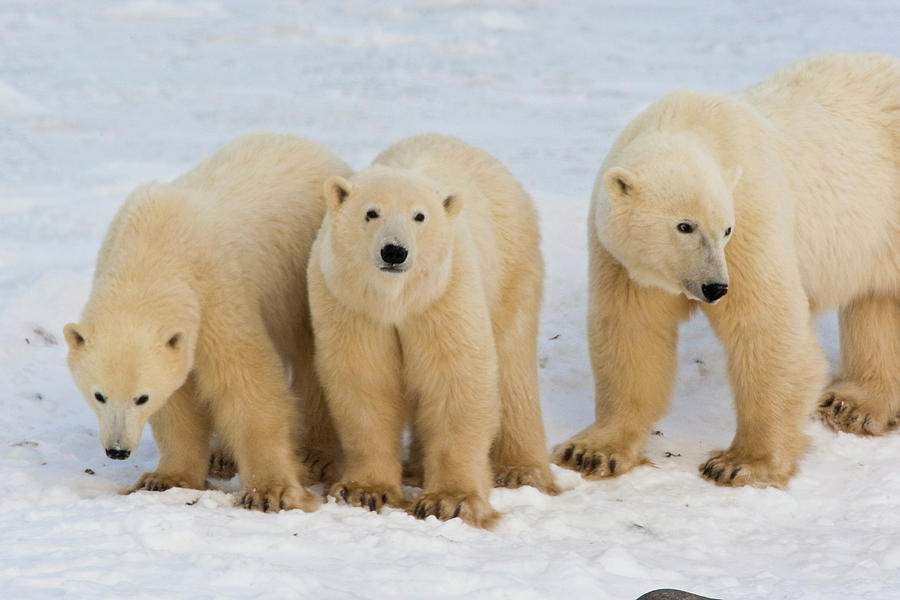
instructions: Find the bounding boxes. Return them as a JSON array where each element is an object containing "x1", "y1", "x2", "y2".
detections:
[
  {"x1": 134, "y1": 394, "x2": 149, "y2": 406},
  {"x1": 365, "y1": 209, "x2": 379, "y2": 221},
  {"x1": 724, "y1": 226, "x2": 732, "y2": 236},
  {"x1": 414, "y1": 212, "x2": 425, "y2": 222},
  {"x1": 93, "y1": 392, "x2": 107, "y2": 404},
  {"x1": 677, "y1": 222, "x2": 695, "y2": 234}
]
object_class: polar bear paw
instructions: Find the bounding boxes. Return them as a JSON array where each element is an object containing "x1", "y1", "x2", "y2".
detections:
[
  {"x1": 302, "y1": 450, "x2": 341, "y2": 485},
  {"x1": 208, "y1": 450, "x2": 237, "y2": 480},
  {"x1": 551, "y1": 427, "x2": 646, "y2": 479},
  {"x1": 494, "y1": 464, "x2": 560, "y2": 495},
  {"x1": 330, "y1": 481, "x2": 406, "y2": 512},
  {"x1": 817, "y1": 382, "x2": 900, "y2": 436},
  {"x1": 699, "y1": 451, "x2": 791, "y2": 488},
  {"x1": 239, "y1": 484, "x2": 319, "y2": 513},
  {"x1": 410, "y1": 491, "x2": 500, "y2": 530},
  {"x1": 125, "y1": 471, "x2": 205, "y2": 494}
]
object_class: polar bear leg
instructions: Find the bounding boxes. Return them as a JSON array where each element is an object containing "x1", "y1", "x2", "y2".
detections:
[
  {"x1": 293, "y1": 327, "x2": 344, "y2": 486},
  {"x1": 553, "y1": 261, "x2": 687, "y2": 479},
  {"x1": 128, "y1": 380, "x2": 211, "y2": 493},
  {"x1": 319, "y1": 314, "x2": 406, "y2": 512},
  {"x1": 401, "y1": 305, "x2": 501, "y2": 530},
  {"x1": 818, "y1": 293, "x2": 900, "y2": 435},
  {"x1": 491, "y1": 291, "x2": 559, "y2": 495},
  {"x1": 203, "y1": 326, "x2": 319, "y2": 513},
  {"x1": 700, "y1": 263, "x2": 826, "y2": 488}
]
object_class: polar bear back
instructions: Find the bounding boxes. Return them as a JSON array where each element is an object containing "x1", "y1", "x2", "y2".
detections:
[
  {"x1": 91, "y1": 133, "x2": 351, "y2": 361},
  {"x1": 739, "y1": 54, "x2": 900, "y2": 309}
]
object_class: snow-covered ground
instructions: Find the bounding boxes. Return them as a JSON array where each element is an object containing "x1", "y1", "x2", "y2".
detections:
[{"x1": 2, "y1": 1, "x2": 900, "y2": 598}]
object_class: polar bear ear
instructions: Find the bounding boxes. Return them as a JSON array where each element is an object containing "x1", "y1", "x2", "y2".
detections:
[
  {"x1": 442, "y1": 193, "x2": 462, "y2": 218},
  {"x1": 323, "y1": 176, "x2": 353, "y2": 212},
  {"x1": 63, "y1": 323, "x2": 88, "y2": 349},
  {"x1": 602, "y1": 167, "x2": 637, "y2": 202},
  {"x1": 723, "y1": 165, "x2": 743, "y2": 192}
]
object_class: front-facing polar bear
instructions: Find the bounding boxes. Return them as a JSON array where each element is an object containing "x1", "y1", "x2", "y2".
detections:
[
  {"x1": 555, "y1": 53, "x2": 900, "y2": 487},
  {"x1": 64, "y1": 133, "x2": 351, "y2": 511},
  {"x1": 308, "y1": 134, "x2": 557, "y2": 529}
]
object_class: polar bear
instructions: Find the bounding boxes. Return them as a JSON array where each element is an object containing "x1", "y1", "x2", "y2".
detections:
[
  {"x1": 554, "y1": 53, "x2": 900, "y2": 488},
  {"x1": 307, "y1": 133, "x2": 557, "y2": 529},
  {"x1": 64, "y1": 133, "x2": 350, "y2": 511}
]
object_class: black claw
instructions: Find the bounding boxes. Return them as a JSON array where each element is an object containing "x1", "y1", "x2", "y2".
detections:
[
  {"x1": 608, "y1": 459, "x2": 616, "y2": 475},
  {"x1": 712, "y1": 467, "x2": 724, "y2": 481},
  {"x1": 280, "y1": 500, "x2": 285, "y2": 510},
  {"x1": 243, "y1": 494, "x2": 253, "y2": 509},
  {"x1": 730, "y1": 467, "x2": 741, "y2": 481},
  {"x1": 359, "y1": 494, "x2": 365, "y2": 507},
  {"x1": 416, "y1": 503, "x2": 427, "y2": 519},
  {"x1": 368, "y1": 496, "x2": 376, "y2": 511},
  {"x1": 382, "y1": 493, "x2": 388, "y2": 504},
  {"x1": 339, "y1": 487, "x2": 348, "y2": 502},
  {"x1": 589, "y1": 456, "x2": 602, "y2": 474},
  {"x1": 833, "y1": 402, "x2": 843, "y2": 415},
  {"x1": 452, "y1": 504, "x2": 461, "y2": 519},
  {"x1": 574, "y1": 452, "x2": 584, "y2": 466},
  {"x1": 563, "y1": 446, "x2": 574, "y2": 462},
  {"x1": 821, "y1": 396, "x2": 835, "y2": 408},
  {"x1": 263, "y1": 498, "x2": 270, "y2": 512},
  {"x1": 702, "y1": 463, "x2": 714, "y2": 478},
  {"x1": 320, "y1": 462, "x2": 331, "y2": 477},
  {"x1": 434, "y1": 504, "x2": 442, "y2": 519}
]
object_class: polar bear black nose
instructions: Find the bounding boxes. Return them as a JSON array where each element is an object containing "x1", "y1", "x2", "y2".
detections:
[
  {"x1": 380, "y1": 243, "x2": 408, "y2": 265},
  {"x1": 701, "y1": 283, "x2": 728, "y2": 303},
  {"x1": 106, "y1": 448, "x2": 131, "y2": 460}
]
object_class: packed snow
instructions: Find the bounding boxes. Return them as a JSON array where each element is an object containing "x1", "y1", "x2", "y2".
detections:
[{"x1": 2, "y1": 1, "x2": 900, "y2": 598}]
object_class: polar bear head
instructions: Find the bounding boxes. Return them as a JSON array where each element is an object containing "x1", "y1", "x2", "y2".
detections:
[
  {"x1": 594, "y1": 133, "x2": 740, "y2": 304},
  {"x1": 319, "y1": 166, "x2": 462, "y2": 321},
  {"x1": 64, "y1": 286, "x2": 199, "y2": 460}
]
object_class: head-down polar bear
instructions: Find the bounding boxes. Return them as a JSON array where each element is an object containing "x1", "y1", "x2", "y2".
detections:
[
  {"x1": 308, "y1": 133, "x2": 557, "y2": 529},
  {"x1": 555, "y1": 53, "x2": 900, "y2": 488},
  {"x1": 65, "y1": 133, "x2": 350, "y2": 511}
]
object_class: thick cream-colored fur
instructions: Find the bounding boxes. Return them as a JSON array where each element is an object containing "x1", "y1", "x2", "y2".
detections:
[
  {"x1": 308, "y1": 133, "x2": 556, "y2": 529},
  {"x1": 64, "y1": 133, "x2": 351, "y2": 511},
  {"x1": 555, "y1": 53, "x2": 900, "y2": 488}
]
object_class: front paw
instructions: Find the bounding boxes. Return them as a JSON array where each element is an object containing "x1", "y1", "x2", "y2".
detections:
[
  {"x1": 239, "y1": 484, "x2": 319, "y2": 513},
  {"x1": 410, "y1": 491, "x2": 500, "y2": 530},
  {"x1": 302, "y1": 450, "x2": 342, "y2": 485},
  {"x1": 330, "y1": 481, "x2": 406, "y2": 512},
  {"x1": 208, "y1": 450, "x2": 237, "y2": 480},
  {"x1": 125, "y1": 471, "x2": 205, "y2": 494},
  {"x1": 494, "y1": 464, "x2": 559, "y2": 495},
  {"x1": 551, "y1": 427, "x2": 646, "y2": 479},
  {"x1": 817, "y1": 382, "x2": 899, "y2": 436},
  {"x1": 699, "y1": 451, "x2": 792, "y2": 488}
]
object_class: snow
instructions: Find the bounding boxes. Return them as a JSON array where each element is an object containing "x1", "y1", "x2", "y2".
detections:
[{"x1": 2, "y1": 1, "x2": 899, "y2": 598}]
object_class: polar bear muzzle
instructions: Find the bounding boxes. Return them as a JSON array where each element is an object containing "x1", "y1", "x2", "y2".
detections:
[{"x1": 701, "y1": 282, "x2": 729, "y2": 303}]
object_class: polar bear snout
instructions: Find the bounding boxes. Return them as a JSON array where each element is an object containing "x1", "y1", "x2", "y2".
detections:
[
  {"x1": 376, "y1": 233, "x2": 413, "y2": 274},
  {"x1": 105, "y1": 448, "x2": 131, "y2": 460},
  {"x1": 381, "y1": 243, "x2": 408, "y2": 266},
  {"x1": 701, "y1": 282, "x2": 729, "y2": 303}
]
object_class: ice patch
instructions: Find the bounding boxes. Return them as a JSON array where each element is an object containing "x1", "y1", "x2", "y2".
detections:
[
  {"x1": 0, "y1": 80, "x2": 41, "y2": 117},
  {"x1": 110, "y1": 1, "x2": 225, "y2": 20}
]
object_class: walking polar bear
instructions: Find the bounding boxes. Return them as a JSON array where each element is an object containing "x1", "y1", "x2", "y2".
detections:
[
  {"x1": 65, "y1": 133, "x2": 350, "y2": 511},
  {"x1": 308, "y1": 134, "x2": 557, "y2": 529},
  {"x1": 555, "y1": 53, "x2": 900, "y2": 487}
]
